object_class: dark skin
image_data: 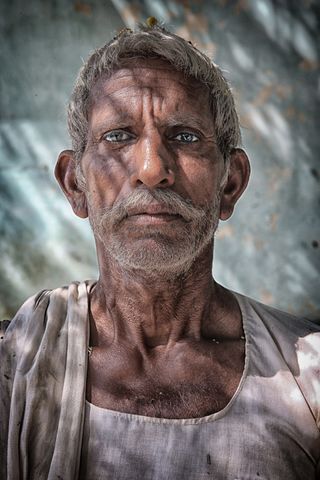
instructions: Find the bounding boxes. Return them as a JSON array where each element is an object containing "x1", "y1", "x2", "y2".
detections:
[{"x1": 55, "y1": 59, "x2": 250, "y2": 418}]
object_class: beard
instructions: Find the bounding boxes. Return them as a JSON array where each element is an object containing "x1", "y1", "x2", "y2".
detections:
[{"x1": 88, "y1": 188, "x2": 221, "y2": 278}]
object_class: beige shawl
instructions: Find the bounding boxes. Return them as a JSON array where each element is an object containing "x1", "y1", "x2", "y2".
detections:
[{"x1": 0, "y1": 282, "x2": 91, "y2": 480}]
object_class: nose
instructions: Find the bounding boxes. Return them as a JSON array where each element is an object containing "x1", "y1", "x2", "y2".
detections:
[{"x1": 130, "y1": 132, "x2": 175, "y2": 189}]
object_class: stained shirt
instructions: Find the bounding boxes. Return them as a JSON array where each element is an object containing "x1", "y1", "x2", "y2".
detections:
[
  {"x1": 79, "y1": 292, "x2": 320, "y2": 480},
  {"x1": 0, "y1": 282, "x2": 319, "y2": 479}
]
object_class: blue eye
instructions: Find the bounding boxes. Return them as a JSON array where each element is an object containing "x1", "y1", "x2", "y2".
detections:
[
  {"x1": 104, "y1": 130, "x2": 132, "y2": 142},
  {"x1": 173, "y1": 132, "x2": 199, "y2": 143}
]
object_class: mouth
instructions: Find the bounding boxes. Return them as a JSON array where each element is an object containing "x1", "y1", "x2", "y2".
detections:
[
  {"x1": 128, "y1": 213, "x2": 182, "y2": 225},
  {"x1": 126, "y1": 204, "x2": 184, "y2": 225}
]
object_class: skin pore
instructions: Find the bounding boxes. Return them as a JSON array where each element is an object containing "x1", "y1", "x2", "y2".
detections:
[{"x1": 55, "y1": 59, "x2": 250, "y2": 418}]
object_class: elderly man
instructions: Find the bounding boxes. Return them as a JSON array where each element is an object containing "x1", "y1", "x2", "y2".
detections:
[{"x1": 1, "y1": 21, "x2": 319, "y2": 480}]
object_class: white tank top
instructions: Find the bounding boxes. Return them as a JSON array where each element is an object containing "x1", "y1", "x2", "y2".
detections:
[{"x1": 79, "y1": 293, "x2": 320, "y2": 479}]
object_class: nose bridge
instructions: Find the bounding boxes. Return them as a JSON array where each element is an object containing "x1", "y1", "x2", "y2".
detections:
[
  {"x1": 131, "y1": 126, "x2": 175, "y2": 188},
  {"x1": 144, "y1": 127, "x2": 163, "y2": 171}
]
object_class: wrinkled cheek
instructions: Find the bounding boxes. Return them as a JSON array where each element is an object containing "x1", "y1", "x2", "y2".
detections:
[{"x1": 84, "y1": 157, "x2": 129, "y2": 208}]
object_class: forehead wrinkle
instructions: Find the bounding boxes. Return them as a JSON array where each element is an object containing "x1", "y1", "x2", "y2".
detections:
[
  {"x1": 95, "y1": 63, "x2": 205, "y2": 87},
  {"x1": 103, "y1": 69, "x2": 198, "y2": 84},
  {"x1": 90, "y1": 67, "x2": 207, "y2": 105},
  {"x1": 90, "y1": 88, "x2": 164, "y2": 124},
  {"x1": 89, "y1": 90, "x2": 214, "y2": 135},
  {"x1": 88, "y1": 68, "x2": 212, "y2": 132},
  {"x1": 92, "y1": 85, "x2": 198, "y2": 104},
  {"x1": 89, "y1": 86, "x2": 210, "y2": 128}
]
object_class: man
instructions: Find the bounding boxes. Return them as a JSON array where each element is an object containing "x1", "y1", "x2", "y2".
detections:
[{"x1": 1, "y1": 20, "x2": 319, "y2": 480}]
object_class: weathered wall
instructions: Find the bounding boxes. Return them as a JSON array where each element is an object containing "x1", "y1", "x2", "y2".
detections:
[{"x1": 1, "y1": 0, "x2": 319, "y2": 319}]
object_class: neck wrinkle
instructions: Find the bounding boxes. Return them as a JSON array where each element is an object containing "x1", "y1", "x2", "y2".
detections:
[{"x1": 89, "y1": 243, "x2": 222, "y2": 352}]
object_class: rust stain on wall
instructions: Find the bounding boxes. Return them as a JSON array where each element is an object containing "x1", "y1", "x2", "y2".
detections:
[
  {"x1": 252, "y1": 84, "x2": 292, "y2": 108},
  {"x1": 74, "y1": 2, "x2": 92, "y2": 15},
  {"x1": 299, "y1": 59, "x2": 319, "y2": 71},
  {"x1": 234, "y1": 0, "x2": 248, "y2": 15},
  {"x1": 121, "y1": 3, "x2": 141, "y2": 27}
]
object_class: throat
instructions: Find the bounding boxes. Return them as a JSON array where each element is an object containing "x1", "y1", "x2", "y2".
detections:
[{"x1": 90, "y1": 246, "x2": 219, "y2": 347}]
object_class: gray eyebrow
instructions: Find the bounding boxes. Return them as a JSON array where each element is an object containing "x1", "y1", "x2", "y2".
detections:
[
  {"x1": 91, "y1": 114, "x2": 135, "y2": 133},
  {"x1": 158, "y1": 114, "x2": 214, "y2": 134},
  {"x1": 91, "y1": 112, "x2": 215, "y2": 136}
]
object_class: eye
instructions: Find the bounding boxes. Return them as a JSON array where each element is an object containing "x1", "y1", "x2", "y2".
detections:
[
  {"x1": 172, "y1": 132, "x2": 199, "y2": 143},
  {"x1": 103, "y1": 130, "x2": 133, "y2": 142}
]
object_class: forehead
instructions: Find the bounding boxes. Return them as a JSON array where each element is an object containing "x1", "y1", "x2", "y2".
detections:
[{"x1": 88, "y1": 59, "x2": 211, "y2": 117}]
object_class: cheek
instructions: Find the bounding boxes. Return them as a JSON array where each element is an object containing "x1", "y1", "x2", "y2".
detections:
[
  {"x1": 178, "y1": 157, "x2": 221, "y2": 204},
  {"x1": 83, "y1": 152, "x2": 129, "y2": 207}
]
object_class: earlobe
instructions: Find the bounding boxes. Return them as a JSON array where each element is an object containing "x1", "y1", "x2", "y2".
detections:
[
  {"x1": 54, "y1": 150, "x2": 88, "y2": 219},
  {"x1": 219, "y1": 148, "x2": 250, "y2": 221}
]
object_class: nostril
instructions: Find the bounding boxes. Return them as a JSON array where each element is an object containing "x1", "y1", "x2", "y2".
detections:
[{"x1": 130, "y1": 163, "x2": 175, "y2": 189}]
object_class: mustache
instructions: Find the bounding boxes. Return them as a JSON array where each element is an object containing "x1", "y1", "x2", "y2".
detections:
[{"x1": 94, "y1": 188, "x2": 212, "y2": 227}]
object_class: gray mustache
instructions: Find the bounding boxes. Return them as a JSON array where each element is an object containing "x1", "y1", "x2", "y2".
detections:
[{"x1": 97, "y1": 189, "x2": 208, "y2": 227}]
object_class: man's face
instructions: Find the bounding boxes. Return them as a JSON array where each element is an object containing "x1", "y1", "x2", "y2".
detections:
[{"x1": 80, "y1": 59, "x2": 226, "y2": 275}]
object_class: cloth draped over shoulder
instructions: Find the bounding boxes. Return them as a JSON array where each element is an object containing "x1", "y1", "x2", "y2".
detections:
[{"x1": 0, "y1": 282, "x2": 91, "y2": 480}]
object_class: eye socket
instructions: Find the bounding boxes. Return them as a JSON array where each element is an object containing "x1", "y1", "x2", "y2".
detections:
[
  {"x1": 172, "y1": 132, "x2": 199, "y2": 143},
  {"x1": 103, "y1": 130, "x2": 133, "y2": 143}
]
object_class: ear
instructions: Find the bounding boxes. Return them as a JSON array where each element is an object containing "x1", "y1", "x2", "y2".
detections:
[
  {"x1": 219, "y1": 148, "x2": 250, "y2": 221},
  {"x1": 54, "y1": 150, "x2": 88, "y2": 219}
]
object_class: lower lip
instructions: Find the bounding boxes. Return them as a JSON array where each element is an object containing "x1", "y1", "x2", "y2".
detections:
[{"x1": 128, "y1": 213, "x2": 182, "y2": 225}]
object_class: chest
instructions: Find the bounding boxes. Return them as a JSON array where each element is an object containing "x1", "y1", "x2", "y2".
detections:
[
  {"x1": 80, "y1": 377, "x2": 317, "y2": 480},
  {"x1": 86, "y1": 341, "x2": 245, "y2": 418}
]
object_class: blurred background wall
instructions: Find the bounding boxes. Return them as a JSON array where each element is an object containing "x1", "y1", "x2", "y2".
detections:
[{"x1": 0, "y1": 0, "x2": 319, "y2": 320}]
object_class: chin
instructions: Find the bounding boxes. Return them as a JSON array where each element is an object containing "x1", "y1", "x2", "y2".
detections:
[
  {"x1": 102, "y1": 231, "x2": 214, "y2": 278},
  {"x1": 93, "y1": 206, "x2": 219, "y2": 277}
]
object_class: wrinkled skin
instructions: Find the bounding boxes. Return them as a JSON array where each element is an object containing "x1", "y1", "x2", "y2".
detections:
[{"x1": 55, "y1": 59, "x2": 250, "y2": 418}]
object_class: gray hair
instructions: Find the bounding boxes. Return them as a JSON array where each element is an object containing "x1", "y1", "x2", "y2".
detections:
[{"x1": 67, "y1": 22, "x2": 241, "y2": 166}]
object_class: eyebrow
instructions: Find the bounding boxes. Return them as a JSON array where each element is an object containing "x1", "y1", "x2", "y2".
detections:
[
  {"x1": 91, "y1": 113, "x2": 135, "y2": 134},
  {"x1": 159, "y1": 114, "x2": 214, "y2": 133},
  {"x1": 91, "y1": 112, "x2": 215, "y2": 137}
]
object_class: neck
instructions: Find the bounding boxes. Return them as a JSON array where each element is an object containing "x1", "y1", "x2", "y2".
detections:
[{"x1": 90, "y1": 242, "x2": 240, "y2": 354}]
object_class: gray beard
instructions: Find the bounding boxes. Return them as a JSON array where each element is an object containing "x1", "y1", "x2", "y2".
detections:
[{"x1": 88, "y1": 188, "x2": 221, "y2": 278}]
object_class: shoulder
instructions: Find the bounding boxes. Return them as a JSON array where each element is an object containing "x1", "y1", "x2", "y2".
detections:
[
  {"x1": 1, "y1": 289, "x2": 51, "y2": 349},
  {"x1": 0, "y1": 288, "x2": 60, "y2": 372},
  {"x1": 236, "y1": 292, "x2": 320, "y2": 344},
  {"x1": 236, "y1": 292, "x2": 320, "y2": 363},
  {"x1": 1, "y1": 288, "x2": 62, "y2": 344},
  {"x1": 236, "y1": 292, "x2": 320, "y2": 428},
  {"x1": 0, "y1": 281, "x2": 92, "y2": 362},
  {"x1": 0, "y1": 281, "x2": 92, "y2": 407}
]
